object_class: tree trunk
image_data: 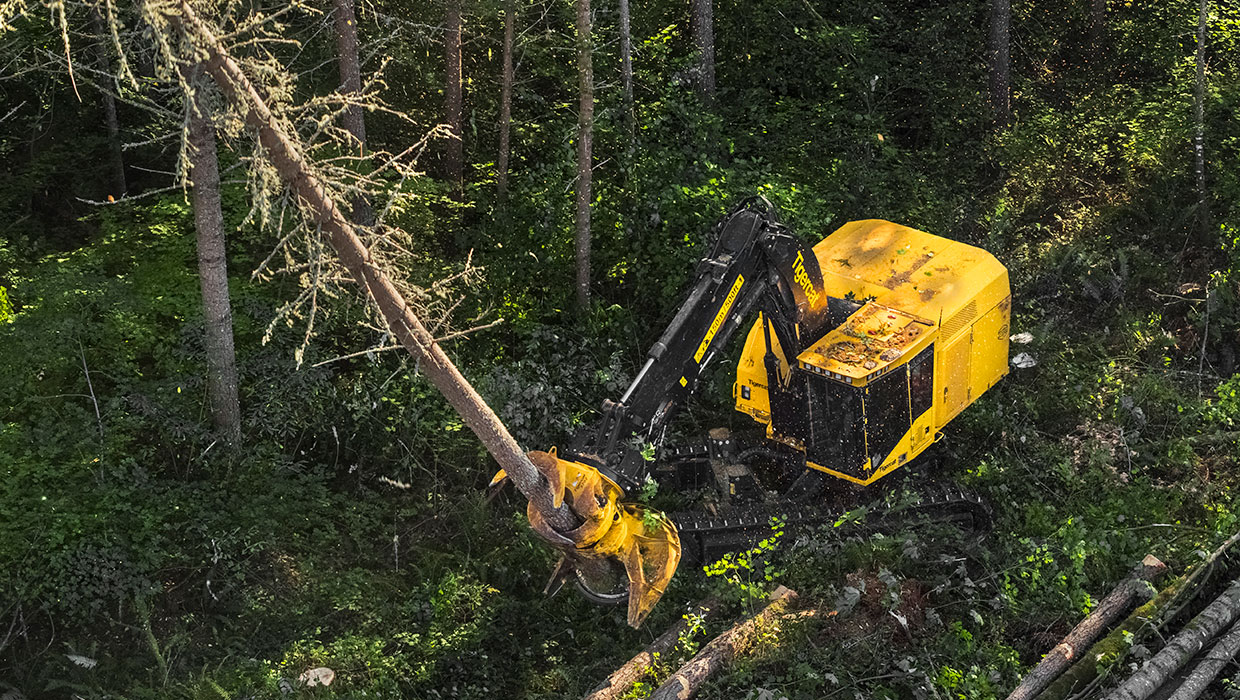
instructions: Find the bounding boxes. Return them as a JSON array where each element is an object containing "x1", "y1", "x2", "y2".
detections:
[
  {"x1": 167, "y1": 0, "x2": 577, "y2": 534},
  {"x1": 1103, "y1": 578, "x2": 1240, "y2": 700},
  {"x1": 333, "y1": 0, "x2": 372, "y2": 225},
  {"x1": 1088, "y1": 0, "x2": 1106, "y2": 61},
  {"x1": 988, "y1": 0, "x2": 1011, "y2": 128},
  {"x1": 496, "y1": 0, "x2": 514, "y2": 203},
  {"x1": 1194, "y1": 0, "x2": 1210, "y2": 246},
  {"x1": 1005, "y1": 556, "x2": 1167, "y2": 700},
  {"x1": 574, "y1": 0, "x2": 593, "y2": 311},
  {"x1": 618, "y1": 0, "x2": 634, "y2": 149},
  {"x1": 690, "y1": 0, "x2": 715, "y2": 101},
  {"x1": 444, "y1": 0, "x2": 464, "y2": 199},
  {"x1": 586, "y1": 598, "x2": 722, "y2": 700},
  {"x1": 649, "y1": 587, "x2": 797, "y2": 700},
  {"x1": 89, "y1": 6, "x2": 126, "y2": 197},
  {"x1": 1165, "y1": 619, "x2": 1240, "y2": 700},
  {"x1": 186, "y1": 76, "x2": 242, "y2": 444}
]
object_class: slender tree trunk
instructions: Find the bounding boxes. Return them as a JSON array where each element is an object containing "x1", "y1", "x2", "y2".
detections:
[
  {"x1": 1165, "y1": 619, "x2": 1240, "y2": 700},
  {"x1": 333, "y1": 0, "x2": 372, "y2": 225},
  {"x1": 1088, "y1": 0, "x2": 1106, "y2": 61},
  {"x1": 1194, "y1": 0, "x2": 1210, "y2": 246},
  {"x1": 1103, "y1": 578, "x2": 1240, "y2": 700},
  {"x1": 444, "y1": 0, "x2": 464, "y2": 199},
  {"x1": 574, "y1": 0, "x2": 593, "y2": 311},
  {"x1": 586, "y1": 598, "x2": 723, "y2": 700},
  {"x1": 167, "y1": 0, "x2": 577, "y2": 534},
  {"x1": 186, "y1": 76, "x2": 242, "y2": 444},
  {"x1": 619, "y1": 0, "x2": 634, "y2": 149},
  {"x1": 496, "y1": 0, "x2": 514, "y2": 203},
  {"x1": 1005, "y1": 556, "x2": 1167, "y2": 700},
  {"x1": 690, "y1": 0, "x2": 715, "y2": 101},
  {"x1": 988, "y1": 0, "x2": 1011, "y2": 128},
  {"x1": 89, "y1": 6, "x2": 126, "y2": 197}
]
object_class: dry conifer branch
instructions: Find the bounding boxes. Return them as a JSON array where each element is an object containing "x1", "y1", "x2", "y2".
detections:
[
  {"x1": 1005, "y1": 556, "x2": 1168, "y2": 700},
  {"x1": 150, "y1": 0, "x2": 578, "y2": 534},
  {"x1": 649, "y1": 587, "x2": 798, "y2": 700},
  {"x1": 585, "y1": 597, "x2": 723, "y2": 700}
]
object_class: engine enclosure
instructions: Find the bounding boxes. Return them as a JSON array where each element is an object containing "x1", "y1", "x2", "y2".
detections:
[{"x1": 734, "y1": 219, "x2": 1011, "y2": 486}]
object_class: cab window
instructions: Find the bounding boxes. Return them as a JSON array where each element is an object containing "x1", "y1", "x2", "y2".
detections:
[
  {"x1": 806, "y1": 375, "x2": 866, "y2": 472},
  {"x1": 865, "y1": 368, "x2": 911, "y2": 468},
  {"x1": 909, "y1": 346, "x2": 933, "y2": 420}
]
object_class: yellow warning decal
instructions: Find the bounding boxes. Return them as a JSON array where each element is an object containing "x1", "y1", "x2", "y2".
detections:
[
  {"x1": 679, "y1": 376, "x2": 688, "y2": 387},
  {"x1": 694, "y1": 274, "x2": 745, "y2": 363}
]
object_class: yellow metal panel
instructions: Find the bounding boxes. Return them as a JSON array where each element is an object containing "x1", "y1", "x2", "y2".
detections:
[
  {"x1": 734, "y1": 313, "x2": 789, "y2": 427},
  {"x1": 938, "y1": 330, "x2": 972, "y2": 424},
  {"x1": 799, "y1": 302, "x2": 934, "y2": 384},
  {"x1": 811, "y1": 220, "x2": 1007, "y2": 344},
  {"x1": 969, "y1": 297, "x2": 1011, "y2": 395},
  {"x1": 910, "y1": 410, "x2": 935, "y2": 451}
]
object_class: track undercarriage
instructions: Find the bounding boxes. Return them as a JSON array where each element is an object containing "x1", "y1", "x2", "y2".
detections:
[{"x1": 571, "y1": 428, "x2": 991, "y2": 605}]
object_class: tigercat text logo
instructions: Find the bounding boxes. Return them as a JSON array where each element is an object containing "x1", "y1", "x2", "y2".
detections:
[
  {"x1": 695, "y1": 274, "x2": 745, "y2": 363},
  {"x1": 793, "y1": 251, "x2": 820, "y2": 306}
]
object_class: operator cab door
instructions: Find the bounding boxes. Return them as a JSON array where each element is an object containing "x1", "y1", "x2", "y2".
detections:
[
  {"x1": 803, "y1": 354, "x2": 926, "y2": 481},
  {"x1": 805, "y1": 374, "x2": 867, "y2": 479}
]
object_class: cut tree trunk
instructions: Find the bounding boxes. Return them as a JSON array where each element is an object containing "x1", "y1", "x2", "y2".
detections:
[
  {"x1": 585, "y1": 598, "x2": 722, "y2": 700},
  {"x1": 444, "y1": 0, "x2": 464, "y2": 199},
  {"x1": 1103, "y1": 578, "x2": 1240, "y2": 700},
  {"x1": 1041, "y1": 533, "x2": 1240, "y2": 700},
  {"x1": 186, "y1": 72, "x2": 242, "y2": 444},
  {"x1": 166, "y1": 0, "x2": 577, "y2": 534},
  {"x1": 1040, "y1": 575, "x2": 1186, "y2": 700},
  {"x1": 333, "y1": 0, "x2": 372, "y2": 225},
  {"x1": 649, "y1": 587, "x2": 797, "y2": 700},
  {"x1": 574, "y1": 0, "x2": 593, "y2": 311},
  {"x1": 1005, "y1": 556, "x2": 1167, "y2": 700},
  {"x1": 1165, "y1": 618, "x2": 1240, "y2": 700},
  {"x1": 496, "y1": 0, "x2": 514, "y2": 203}
]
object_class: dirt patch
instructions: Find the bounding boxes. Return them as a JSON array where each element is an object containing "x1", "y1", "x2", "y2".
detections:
[{"x1": 879, "y1": 253, "x2": 935, "y2": 290}]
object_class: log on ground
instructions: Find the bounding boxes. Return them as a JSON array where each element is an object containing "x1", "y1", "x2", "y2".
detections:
[
  {"x1": 1005, "y1": 555, "x2": 1167, "y2": 700},
  {"x1": 649, "y1": 587, "x2": 797, "y2": 700},
  {"x1": 585, "y1": 597, "x2": 722, "y2": 700},
  {"x1": 1164, "y1": 618, "x2": 1240, "y2": 700},
  {"x1": 1103, "y1": 577, "x2": 1240, "y2": 700}
]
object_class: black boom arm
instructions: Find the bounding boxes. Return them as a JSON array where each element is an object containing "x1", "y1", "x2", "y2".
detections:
[{"x1": 565, "y1": 198, "x2": 830, "y2": 493}]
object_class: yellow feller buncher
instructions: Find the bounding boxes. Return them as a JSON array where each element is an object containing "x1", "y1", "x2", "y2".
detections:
[{"x1": 494, "y1": 197, "x2": 1010, "y2": 626}]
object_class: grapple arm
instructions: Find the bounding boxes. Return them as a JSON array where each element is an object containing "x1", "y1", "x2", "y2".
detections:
[
  {"x1": 492, "y1": 449, "x2": 680, "y2": 627},
  {"x1": 506, "y1": 198, "x2": 829, "y2": 626}
]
